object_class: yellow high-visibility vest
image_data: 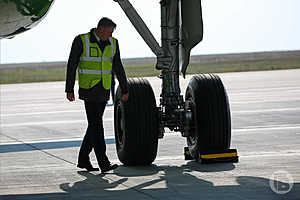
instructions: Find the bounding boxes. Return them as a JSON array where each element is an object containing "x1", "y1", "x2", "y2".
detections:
[{"x1": 78, "y1": 32, "x2": 116, "y2": 89}]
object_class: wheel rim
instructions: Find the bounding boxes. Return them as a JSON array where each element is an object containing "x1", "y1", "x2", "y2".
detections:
[
  {"x1": 116, "y1": 101, "x2": 125, "y2": 149},
  {"x1": 185, "y1": 90, "x2": 198, "y2": 150}
]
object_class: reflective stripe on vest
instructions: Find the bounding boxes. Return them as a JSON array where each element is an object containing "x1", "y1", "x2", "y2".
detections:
[
  {"x1": 78, "y1": 69, "x2": 112, "y2": 75},
  {"x1": 79, "y1": 57, "x2": 112, "y2": 62},
  {"x1": 77, "y1": 32, "x2": 116, "y2": 89}
]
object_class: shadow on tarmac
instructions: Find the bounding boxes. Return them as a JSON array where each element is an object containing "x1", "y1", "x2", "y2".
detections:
[
  {"x1": 0, "y1": 139, "x2": 115, "y2": 153},
  {"x1": 0, "y1": 162, "x2": 299, "y2": 200}
]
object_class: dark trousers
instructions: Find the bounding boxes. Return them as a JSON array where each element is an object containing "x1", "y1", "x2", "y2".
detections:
[{"x1": 78, "y1": 101, "x2": 109, "y2": 168}]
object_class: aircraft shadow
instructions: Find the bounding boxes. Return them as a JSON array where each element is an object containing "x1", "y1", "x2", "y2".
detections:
[{"x1": 0, "y1": 163, "x2": 299, "y2": 200}]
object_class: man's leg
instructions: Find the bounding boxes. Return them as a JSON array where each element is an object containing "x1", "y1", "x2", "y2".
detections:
[
  {"x1": 91, "y1": 102, "x2": 110, "y2": 167},
  {"x1": 79, "y1": 101, "x2": 117, "y2": 172},
  {"x1": 77, "y1": 101, "x2": 99, "y2": 171},
  {"x1": 78, "y1": 128, "x2": 92, "y2": 165},
  {"x1": 91, "y1": 102, "x2": 118, "y2": 173}
]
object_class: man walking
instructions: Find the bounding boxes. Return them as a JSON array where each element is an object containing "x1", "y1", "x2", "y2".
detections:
[{"x1": 65, "y1": 17, "x2": 129, "y2": 173}]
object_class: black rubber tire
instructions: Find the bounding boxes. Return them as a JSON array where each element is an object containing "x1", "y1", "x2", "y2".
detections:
[
  {"x1": 185, "y1": 74, "x2": 231, "y2": 160},
  {"x1": 114, "y1": 78, "x2": 159, "y2": 165}
]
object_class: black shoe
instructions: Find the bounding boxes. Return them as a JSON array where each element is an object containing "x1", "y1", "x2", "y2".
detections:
[
  {"x1": 101, "y1": 164, "x2": 118, "y2": 174},
  {"x1": 77, "y1": 163, "x2": 99, "y2": 171}
]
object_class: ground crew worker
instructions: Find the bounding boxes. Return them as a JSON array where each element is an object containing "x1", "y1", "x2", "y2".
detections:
[{"x1": 65, "y1": 17, "x2": 129, "y2": 173}]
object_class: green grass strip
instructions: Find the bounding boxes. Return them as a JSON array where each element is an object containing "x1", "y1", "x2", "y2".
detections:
[{"x1": 1, "y1": 56, "x2": 299, "y2": 84}]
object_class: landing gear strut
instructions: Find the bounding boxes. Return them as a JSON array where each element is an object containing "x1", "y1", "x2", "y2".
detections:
[{"x1": 114, "y1": 0, "x2": 238, "y2": 165}]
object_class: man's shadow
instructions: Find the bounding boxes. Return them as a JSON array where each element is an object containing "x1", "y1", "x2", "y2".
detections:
[{"x1": 60, "y1": 171, "x2": 128, "y2": 194}]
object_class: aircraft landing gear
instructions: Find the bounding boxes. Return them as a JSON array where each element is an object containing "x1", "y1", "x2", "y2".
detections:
[{"x1": 113, "y1": 0, "x2": 238, "y2": 165}]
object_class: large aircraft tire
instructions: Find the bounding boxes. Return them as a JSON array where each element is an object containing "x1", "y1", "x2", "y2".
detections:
[
  {"x1": 114, "y1": 78, "x2": 159, "y2": 165},
  {"x1": 185, "y1": 74, "x2": 231, "y2": 160}
]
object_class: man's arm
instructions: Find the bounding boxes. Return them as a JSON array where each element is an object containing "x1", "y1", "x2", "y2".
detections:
[
  {"x1": 112, "y1": 40, "x2": 129, "y2": 101},
  {"x1": 65, "y1": 35, "x2": 82, "y2": 101}
]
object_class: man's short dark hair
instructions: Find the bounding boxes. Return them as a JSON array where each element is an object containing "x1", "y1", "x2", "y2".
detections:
[{"x1": 97, "y1": 17, "x2": 117, "y2": 29}]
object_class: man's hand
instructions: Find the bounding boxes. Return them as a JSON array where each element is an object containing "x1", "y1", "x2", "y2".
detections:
[
  {"x1": 67, "y1": 92, "x2": 75, "y2": 101},
  {"x1": 122, "y1": 93, "x2": 129, "y2": 102}
]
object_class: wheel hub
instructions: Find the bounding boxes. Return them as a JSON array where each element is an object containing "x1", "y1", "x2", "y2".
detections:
[{"x1": 116, "y1": 102, "x2": 125, "y2": 148}]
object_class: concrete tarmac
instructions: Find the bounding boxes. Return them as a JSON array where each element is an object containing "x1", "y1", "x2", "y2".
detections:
[{"x1": 0, "y1": 69, "x2": 300, "y2": 200}]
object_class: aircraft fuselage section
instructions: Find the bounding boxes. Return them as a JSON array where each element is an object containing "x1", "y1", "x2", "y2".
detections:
[{"x1": 0, "y1": 0, "x2": 55, "y2": 39}]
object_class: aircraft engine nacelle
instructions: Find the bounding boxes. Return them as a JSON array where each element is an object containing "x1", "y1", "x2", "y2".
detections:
[{"x1": 0, "y1": 0, "x2": 55, "y2": 39}]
